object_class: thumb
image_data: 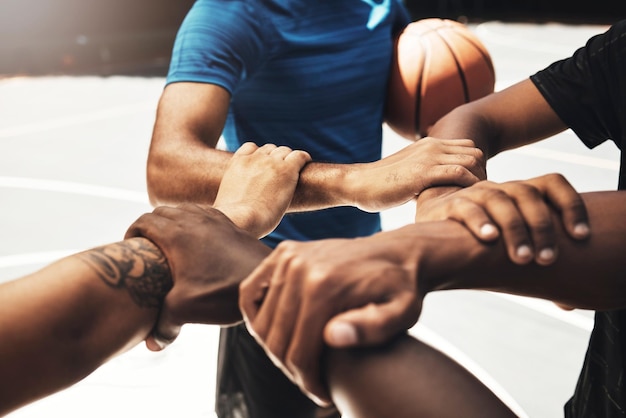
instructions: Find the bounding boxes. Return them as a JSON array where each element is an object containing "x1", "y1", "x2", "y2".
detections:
[
  {"x1": 323, "y1": 295, "x2": 420, "y2": 348},
  {"x1": 144, "y1": 306, "x2": 182, "y2": 352},
  {"x1": 145, "y1": 326, "x2": 181, "y2": 352}
]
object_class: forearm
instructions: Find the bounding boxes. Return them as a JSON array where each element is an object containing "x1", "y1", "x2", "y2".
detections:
[
  {"x1": 413, "y1": 191, "x2": 626, "y2": 309},
  {"x1": 427, "y1": 104, "x2": 497, "y2": 159},
  {"x1": 147, "y1": 142, "x2": 230, "y2": 207},
  {"x1": 148, "y1": 145, "x2": 357, "y2": 213},
  {"x1": 326, "y1": 334, "x2": 516, "y2": 418},
  {"x1": 290, "y1": 161, "x2": 357, "y2": 211},
  {"x1": 0, "y1": 238, "x2": 171, "y2": 414},
  {"x1": 427, "y1": 79, "x2": 568, "y2": 159}
]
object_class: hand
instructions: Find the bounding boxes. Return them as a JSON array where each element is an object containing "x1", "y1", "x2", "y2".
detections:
[
  {"x1": 414, "y1": 173, "x2": 590, "y2": 265},
  {"x1": 347, "y1": 137, "x2": 486, "y2": 212},
  {"x1": 125, "y1": 204, "x2": 271, "y2": 351},
  {"x1": 239, "y1": 234, "x2": 424, "y2": 406},
  {"x1": 213, "y1": 142, "x2": 311, "y2": 238}
]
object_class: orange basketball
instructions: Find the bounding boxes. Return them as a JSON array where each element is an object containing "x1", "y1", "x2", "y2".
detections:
[{"x1": 385, "y1": 18, "x2": 496, "y2": 138}]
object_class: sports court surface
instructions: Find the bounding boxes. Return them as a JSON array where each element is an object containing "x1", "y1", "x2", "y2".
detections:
[{"x1": 0, "y1": 20, "x2": 618, "y2": 418}]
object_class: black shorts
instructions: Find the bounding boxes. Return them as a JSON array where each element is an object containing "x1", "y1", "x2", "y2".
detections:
[{"x1": 215, "y1": 323, "x2": 340, "y2": 418}]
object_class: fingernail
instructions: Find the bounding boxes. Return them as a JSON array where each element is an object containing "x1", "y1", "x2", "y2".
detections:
[
  {"x1": 329, "y1": 322, "x2": 358, "y2": 347},
  {"x1": 154, "y1": 338, "x2": 167, "y2": 351},
  {"x1": 538, "y1": 247, "x2": 556, "y2": 263},
  {"x1": 516, "y1": 245, "x2": 533, "y2": 260},
  {"x1": 480, "y1": 223, "x2": 498, "y2": 238},
  {"x1": 574, "y1": 223, "x2": 590, "y2": 237}
]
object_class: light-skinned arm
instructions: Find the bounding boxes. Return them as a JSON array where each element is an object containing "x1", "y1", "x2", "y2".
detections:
[{"x1": 147, "y1": 82, "x2": 486, "y2": 213}]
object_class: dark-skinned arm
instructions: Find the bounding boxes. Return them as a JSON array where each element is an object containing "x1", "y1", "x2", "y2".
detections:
[
  {"x1": 240, "y1": 188, "x2": 625, "y2": 403},
  {"x1": 415, "y1": 79, "x2": 590, "y2": 265},
  {"x1": 0, "y1": 238, "x2": 170, "y2": 415}
]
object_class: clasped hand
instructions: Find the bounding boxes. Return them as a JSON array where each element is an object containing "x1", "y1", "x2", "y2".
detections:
[
  {"x1": 126, "y1": 142, "x2": 311, "y2": 350},
  {"x1": 414, "y1": 173, "x2": 590, "y2": 265},
  {"x1": 239, "y1": 173, "x2": 591, "y2": 406},
  {"x1": 346, "y1": 137, "x2": 486, "y2": 212}
]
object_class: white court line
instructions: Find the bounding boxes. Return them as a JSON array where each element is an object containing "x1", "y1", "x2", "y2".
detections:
[
  {"x1": 0, "y1": 250, "x2": 80, "y2": 269},
  {"x1": 0, "y1": 101, "x2": 155, "y2": 139},
  {"x1": 0, "y1": 176, "x2": 148, "y2": 203},
  {"x1": 508, "y1": 146, "x2": 620, "y2": 171},
  {"x1": 491, "y1": 293, "x2": 594, "y2": 332},
  {"x1": 410, "y1": 323, "x2": 530, "y2": 418},
  {"x1": 475, "y1": 23, "x2": 608, "y2": 55}
]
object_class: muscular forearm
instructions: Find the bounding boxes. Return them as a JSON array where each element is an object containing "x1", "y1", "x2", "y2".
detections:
[
  {"x1": 410, "y1": 191, "x2": 626, "y2": 309},
  {"x1": 147, "y1": 142, "x2": 230, "y2": 207},
  {"x1": 148, "y1": 144, "x2": 356, "y2": 212},
  {"x1": 0, "y1": 238, "x2": 171, "y2": 415}
]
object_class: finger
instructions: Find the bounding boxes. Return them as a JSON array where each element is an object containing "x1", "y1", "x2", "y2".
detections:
[
  {"x1": 323, "y1": 292, "x2": 419, "y2": 348},
  {"x1": 425, "y1": 165, "x2": 481, "y2": 189},
  {"x1": 442, "y1": 198, "x2": 500, "y2": 242},
  {"x1": 478, "y1": 188, "x2": 535, "y2": 265},
  {"x1": 441, "y1": 138, "x2": 477, "y2": 148},
  {"x1": 501, "y1": 183, "x2": 557, "y2": 265},
  {"x1": 235, "y1": 142, "x2": 259, "y2": 155},
  {"x1": 124, "y1": 212, "x2": 170, "y2": 240},
  {"x1": 532, "y1": 174, "x2": 590, "y2": 240},
  {"x1": 263, "y1": 269, "x2": 302, "y2": 364},
  {"x1": 145, "y1": 330, "x2": 179, "y2": 351},
  {"x1": 246, "y1": 269, "x2": 287, "y2": 342},
  {"x1": 285, "y1": 309, "x2": 330, "y2": 406},
  {"x1": 257, "y1": 143, "x2": 278, "y2": 154},
  {"x1": 282, "y1": 269, "x2": 401, "y2": 405},
  {"x1": 284, "y1": 149, "x2": 312, "y2": 165},
  {"x1": 148, "y1": 300, "x2": 182, "y2": 351},
  {"x1": 442, "y1": 147, "x2": 486, "y2": 179},
  {"x1": 239, "y1": 275, "x2": 270, "y2": 325},
  {"x1": 269, "y1": 145, "x2": 294, "y2": 160}
]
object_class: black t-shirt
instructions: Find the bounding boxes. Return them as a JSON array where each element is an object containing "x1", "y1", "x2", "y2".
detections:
[{"x1": 531, "y1": 20, "x2": 626, "y2": 418}]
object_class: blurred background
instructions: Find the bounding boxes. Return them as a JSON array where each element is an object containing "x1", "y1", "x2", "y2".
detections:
[
  {"x1": 1, "y1": 2, "x2": 625, "y2": 418},
  {"x1": 1, "y1": 0, "x2": 624, "y2": 77}
]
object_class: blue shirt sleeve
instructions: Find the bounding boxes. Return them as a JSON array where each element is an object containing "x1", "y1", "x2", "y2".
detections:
[{"x1": 166, "y1": 0, "x2": 271, "y2": 94}]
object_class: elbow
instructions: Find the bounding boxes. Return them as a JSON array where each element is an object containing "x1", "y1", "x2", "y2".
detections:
[{"x1": 146, "y1": 152, "x2": 171, "y2": 207}]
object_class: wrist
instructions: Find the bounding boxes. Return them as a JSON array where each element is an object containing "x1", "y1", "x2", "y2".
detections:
[
  {"x1": 391, "y1": 221, "x2": 488, "y2": 295},
  {"x1": 212, "y1": 205, "x2": 258, "y2": 236},
  {"x1": 293, "y1": 162, "x2": 359, "y2": 210}
]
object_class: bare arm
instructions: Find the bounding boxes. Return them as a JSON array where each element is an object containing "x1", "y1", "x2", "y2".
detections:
[
  {"x1": 0, "y1": 238, "x2": 170, "y2": 415},
  {"x1": 420, "y1": 190, "x2": 626, "y2": 308},
  {"x1": 327, "y1": 334, "x2": 517, "y2": 418},
  {"x1": 240, "y1": 188, "x2": 626, "y2": 402},
  {"x1": 0, "y1": 142, "x2": 309, "y2": 413},
  {"x1": 427, "y1": 79, "x2": 568, "y2": 159},
  {"x1": 415, "y1": 80, "x2": 589, "y2": 263},
  {"x1": 147, "y1": 83, "x2": 485, "y2": 213}
]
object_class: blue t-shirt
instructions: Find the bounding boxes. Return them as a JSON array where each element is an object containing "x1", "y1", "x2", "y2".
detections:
[{"x1": 167, "y1": 0, "x2": 410, "y2": 247}]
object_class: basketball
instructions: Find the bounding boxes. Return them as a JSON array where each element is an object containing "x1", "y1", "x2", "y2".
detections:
[{"x1": 385, "y1": 18, "x2": 496, "y2": 138}]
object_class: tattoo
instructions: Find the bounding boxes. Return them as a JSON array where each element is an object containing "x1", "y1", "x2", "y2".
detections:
[{"x1": 77, "y1": 239, "x2": 172, "y2": 308}]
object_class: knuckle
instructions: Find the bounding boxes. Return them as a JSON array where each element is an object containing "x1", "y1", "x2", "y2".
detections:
[
  {"x1": 531, "y1": 218, "x2": 555, "y2": 236},
  {"x1": 505, "y1": 218, "x2": 529, "y2": 235},
  {"x1": 546, "y1": 172, "x2": 567, "y2": 183}
]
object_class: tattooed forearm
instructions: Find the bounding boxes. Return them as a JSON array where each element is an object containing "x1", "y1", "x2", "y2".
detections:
[{"x1": 77, "y1": 238, "x2": 172, "y2": 308}]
